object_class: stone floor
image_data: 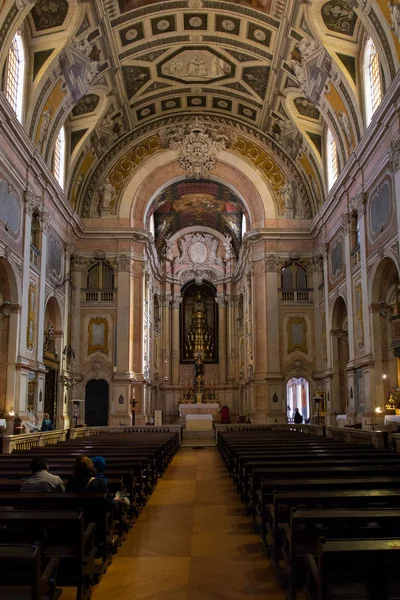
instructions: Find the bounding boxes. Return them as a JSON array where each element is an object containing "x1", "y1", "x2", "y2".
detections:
[{"x1": 63, "y1": 447, "x2": 284, "y2": 600}]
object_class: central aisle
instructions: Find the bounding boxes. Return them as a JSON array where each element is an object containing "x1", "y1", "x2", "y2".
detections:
[{"x1": 92, "y1": 447, "x2": 284, "y2": 600}]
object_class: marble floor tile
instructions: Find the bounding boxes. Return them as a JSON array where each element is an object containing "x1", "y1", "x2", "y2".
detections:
[{"x1": 57, "y1": 447, "x2": 284, "y2": 600}]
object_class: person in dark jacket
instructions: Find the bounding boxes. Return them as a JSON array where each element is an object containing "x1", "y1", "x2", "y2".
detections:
[
  {"x1": 294, "y1": 408, "x2": 303, "y2": 424},
  {"x1": 66, "y1": 455, "x2": 104, "y2": 492}
]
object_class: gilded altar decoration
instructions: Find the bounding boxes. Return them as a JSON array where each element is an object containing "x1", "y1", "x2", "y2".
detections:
[
  {"x1": 185, "y1": 291, "x2": 215, "y2": 360},
  {"x1": 167, "y1": 118, "x2": 227, "y2": 179},
  {"x1": 88, "y1": 317, "x2": 109, "y2": 355},
  {"x1": 287, "y1": 316, "x2": 307, "y2": 354}
]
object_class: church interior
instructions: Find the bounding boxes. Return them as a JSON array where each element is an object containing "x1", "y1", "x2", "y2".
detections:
[{"x1": 1, "y1": 0, "x2": 400, "y2": 598}]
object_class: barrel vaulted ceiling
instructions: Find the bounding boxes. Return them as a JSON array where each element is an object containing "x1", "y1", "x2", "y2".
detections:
[{"x1": 0, "y1": 0, "x2": 399, "y2": 222}]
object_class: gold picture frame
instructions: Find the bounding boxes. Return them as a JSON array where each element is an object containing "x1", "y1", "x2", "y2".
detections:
[
  {"x1": 88, "y1": 317, "x2": 109, "y2": 355},
  {"x1": 287, "y1": 316, "x2": 307, "y2": 354}
]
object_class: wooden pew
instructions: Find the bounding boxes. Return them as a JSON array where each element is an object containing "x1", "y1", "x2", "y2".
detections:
[
  {"x1": 265, "y1": 489, "x2": 400, "y2": 563},
  {"x1": 304, "y1": 538, "x2": 400, "y2": 600},
  {"x1": 282, "y1": 509, "x2": 400, "y2": 599},
  {"x1": 0, "y1": 543, "x2": 61, "y2": 600},
  {"x1": 0, "y1": 510, "x2": 96, "y2": 600}
]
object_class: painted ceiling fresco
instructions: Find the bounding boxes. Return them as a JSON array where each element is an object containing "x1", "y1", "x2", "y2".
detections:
[
  {"x1": 151, "y1": 181, "x2": 248, "y2": 257},
  {"x1": 31, "y1": 0, "x2": 69, "y2": 31},
  {"x1": 8, "y1": 0, "x2": 395, "y2": 221}
]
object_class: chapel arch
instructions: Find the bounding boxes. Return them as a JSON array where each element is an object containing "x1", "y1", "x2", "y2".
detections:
[
  {"x1": 43, "y1": 296, "x2": 63, "y2": 423},
  {"x1": 0, "y1": 258, "x2": 20, "y2": 416},
  {"x1": 370, "y1": 256, "x2": 400, "y2": 406},
  {"x1": 331, "y1": 295, "x2": 349, "y2": 413}
]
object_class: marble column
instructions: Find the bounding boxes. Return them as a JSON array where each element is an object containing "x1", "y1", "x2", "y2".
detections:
[
  {"x1": 342, "y1": 211, "x2": 356, "y2": 418},
  {"x1": 171, "y1": 295, "x2": 181, "y2": 385},
  {"x1": 161, "y1": 293, "x2": 172, "y2": 384},
  {"x1": 216, "y1": 293, "x2": 227, "y2": 385},
  {"x1": 58, "y1": 243, "x2": 72, "y2": 428},
  {"x1": 226, "y1": 292, "x2": 237, "y2": 383},
  {"x1": 36, "y1": 211, "x2": 49, "y2": 366},
  {"x1": 265, "y1": 255, "x2": 280, "y2": 374},
  {"x1": 19, "y1": 191, "x2": 34, "y2": 357}
]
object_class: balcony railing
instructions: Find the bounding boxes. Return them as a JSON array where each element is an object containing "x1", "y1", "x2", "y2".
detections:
[
  {"x1": 30, "y1": 245, "x2": 41, "y2": 268},
  {"x1": 279, "y1": 289, "x2": 313, "y2": 303},
  {"x1": 81, "y1": 289, "x2": 116, "y2": 303}
]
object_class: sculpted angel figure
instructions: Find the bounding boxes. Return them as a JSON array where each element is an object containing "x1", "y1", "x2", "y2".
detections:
[
  {"x1": 38, "y1": 107, "x2": 52, "y2": 151},
  {"x1": 280, "y1": 181, "x2": 295, "y2": 210},
  {"x1": 389, "y1": 1, "x2": 400, "y2": 40},
  {"x1": 290, "y1": 60, "x2": 307, "y2": 92},
  {"x1": 297, "y1": 36, "x2": 319, "y2": 59},
  {"x1": 337, "y1": 111, "x2": 352, "y2": 148}
]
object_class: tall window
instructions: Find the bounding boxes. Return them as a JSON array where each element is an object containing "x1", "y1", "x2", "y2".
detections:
[
  {"x1": 281, "y1": 262, "x2": 308, "y2": 290},
  {"x1": 326, "y1": 128, "x2": 338, "y2": 191},
  {"x1": 87, "y1": 261, "x2": 114, "y2": 290},
  {"x1": 364, "y1": 37, "x2": 382, "y2": 125},
  {"x1": 5, "y1": 32, "x2": 25, "y2": 122},
  {"x1": 53, "y1": 126, "x2": 66, "y2": 189}
]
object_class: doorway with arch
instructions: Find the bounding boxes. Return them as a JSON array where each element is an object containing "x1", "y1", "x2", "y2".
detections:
[{"x1": 287, "y1": 377, "x2": 310, "y2": 423}]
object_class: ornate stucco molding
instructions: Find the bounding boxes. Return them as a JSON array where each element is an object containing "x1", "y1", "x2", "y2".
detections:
[{"x1": 390, "y1": 139, "x2": 400, "y2": 173}]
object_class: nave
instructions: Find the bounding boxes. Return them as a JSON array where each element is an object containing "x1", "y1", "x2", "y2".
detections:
[{"x1": 64, "y1": 447, "x2": 284, "y2": 600}]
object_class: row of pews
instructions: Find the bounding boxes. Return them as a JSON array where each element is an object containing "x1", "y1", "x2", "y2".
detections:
[
  {"x1": 0, "y1": 431, "x2": 180, "y2": 600},
  {"x1": 218, "y1": 429, "x2": 400, "y2": 600}
]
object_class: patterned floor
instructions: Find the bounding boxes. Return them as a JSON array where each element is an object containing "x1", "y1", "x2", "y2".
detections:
[{"x1": 63, "y1": 447, "x2": 284, "y2": 600}]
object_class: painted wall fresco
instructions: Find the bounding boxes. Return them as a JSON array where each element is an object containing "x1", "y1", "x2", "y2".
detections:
[{"x1": 151, "y1": 180, "x2": 247, "y2": 257}]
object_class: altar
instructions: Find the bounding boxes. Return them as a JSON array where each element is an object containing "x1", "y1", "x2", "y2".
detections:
[
  {"x1": 179, "y1": 403, "x2": 219, "y2": 417},
  {"x1": 186, "y1": 414, "x2": 213, "y2": 431}
]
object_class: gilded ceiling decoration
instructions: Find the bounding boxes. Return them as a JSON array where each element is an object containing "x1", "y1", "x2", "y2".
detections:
[
  {"x1": 31, "y1": 0, "x2": 69, "y2": 31},
  {"x1": 2, "y1": 0, "x2": 397, "y2": 222},
  {"x1": 321, "y1": 1, "x2": 358, "y2": 36}
]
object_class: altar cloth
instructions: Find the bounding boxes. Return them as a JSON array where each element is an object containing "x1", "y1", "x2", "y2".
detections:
[
  {"x1": 179, "y1": 403, "x2": 219, "y2": 417},
  {"x1": 186, "y1": 413, "x2": 213, "y2": 431}
]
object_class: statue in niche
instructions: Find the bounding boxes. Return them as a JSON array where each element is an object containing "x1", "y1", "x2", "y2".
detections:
[
  {"x1": 280, "y1": 181, "x2": 296, "y2": 210},
  {"x1": 38, "y1": 107, "x2": 52, "y2": 151},
  {"x1": 100, "y1": 179, "x2": 115, "y2": 211},
  {"x1": 297, "y1": 36, "x2": 319, "y2": 59}
]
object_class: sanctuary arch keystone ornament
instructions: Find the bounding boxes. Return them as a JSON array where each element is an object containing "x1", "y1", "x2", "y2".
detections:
[{"x1": 168, "y1": 118, "x2": 226, "y2": 179}]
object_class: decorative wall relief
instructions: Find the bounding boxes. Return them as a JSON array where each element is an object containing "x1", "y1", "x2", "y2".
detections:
[
  {"x1": 71, "y1": 94, "x2": 100, "y2": 117},
  {"x1": 31, "y1": 0, "x2": 69, "y2": 31},
  {"x1": 330, "y1": 238, "x2": 344, "y2": 279},
  {"x1": 287, "y1": 316, "x2": 308, "y2": 354},
  {"x1": 354, "y1": 284, "x2": 364, "y2": 347},
  {"x1": 294, "y1": 97, "x2": 320, "y2": 120},
  {"x1": 369, "y1": 179, "x2": 392, "y2": 239},
  {"x1": 47, "y1": 234, "x2": 64, "y2": 280},
  {"x1": 88, "y1": 317, "x2": 109, "y2": 355},
  {"x1": 0, "y1": 179, "x2": 20, "y2": 235}
]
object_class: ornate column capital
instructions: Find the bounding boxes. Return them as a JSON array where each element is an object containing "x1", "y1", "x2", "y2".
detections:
[
  {"x1": 171, "y1": 295, "x2": 182, "y2": 309},
  {"x1": 265, "y1": 254, "x2": 279, "y2": 272},
  {"x1": 350, "y1": 192, "x2": 366, "y2": 217},
  {"x1": 215, "y1": 293, "x2": 226, "y2": 307},
  {"x1": 318, "y1": 243, "x2": 328, "y2": 260},
  {"x1": 24, "y1": 189, "x2": 42, "y2": 216},
  {"x1": 341, "y1": 211, "x2": 351, "y2": 235},
  {"x1": 115, "y1": 254, "x2": 130, "y2": 272},
  {"x1": 390, "y1": 139, "x2": 400, "y2": 172},
  {"x1": 226, "y1": 293, "x2": 237, "y2": 307},
  {"x1": 40, "y1": 211, "x2": 50, "y2": 234},
  {"x1": 161, "y1": 293, "x2": 173, "y2": 307}
]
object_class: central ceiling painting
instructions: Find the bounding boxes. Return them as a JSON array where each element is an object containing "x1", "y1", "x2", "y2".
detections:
[{"x1": 150, "y1": 181, "x2": 248, "y2": 257}]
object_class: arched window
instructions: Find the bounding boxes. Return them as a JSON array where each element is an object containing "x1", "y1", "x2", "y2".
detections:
[
  {"x1": 281, "y1": 262, "x2": 308, "y2": 291},
  {"x1": 5, "y1": 31, "x2": 25, "y2": 122},
  {"x1": 53, "y1": 126, "x2": 66, "y2": 189},
  {"x1": 364, "y1": 37, "x2": 382, "y2": 126},
  {"x1": 87, "y1": 261, "x2": 114, "y2": 290},
  {"x1": 326, "y1": 128, "x2": 338, "y2": 191}
]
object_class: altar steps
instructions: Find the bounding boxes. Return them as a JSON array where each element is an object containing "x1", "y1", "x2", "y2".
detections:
[{"x1": 181, "y1": 429, "x2": 216, "y2": 447}]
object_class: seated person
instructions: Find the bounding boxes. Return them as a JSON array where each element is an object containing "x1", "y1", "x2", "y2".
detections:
[
  {"x1": 20, "y1": 456, "x2": 65, "y2": 492},
  {"x1": 66, "y1": 455, "x2": 104, "y2": 492},
  {"x1": 40, "y1": 412, "x2": 54, "y2": 431},
  {"x1": 91, "y1": 456, "x2": 109, "y2": 494}
]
